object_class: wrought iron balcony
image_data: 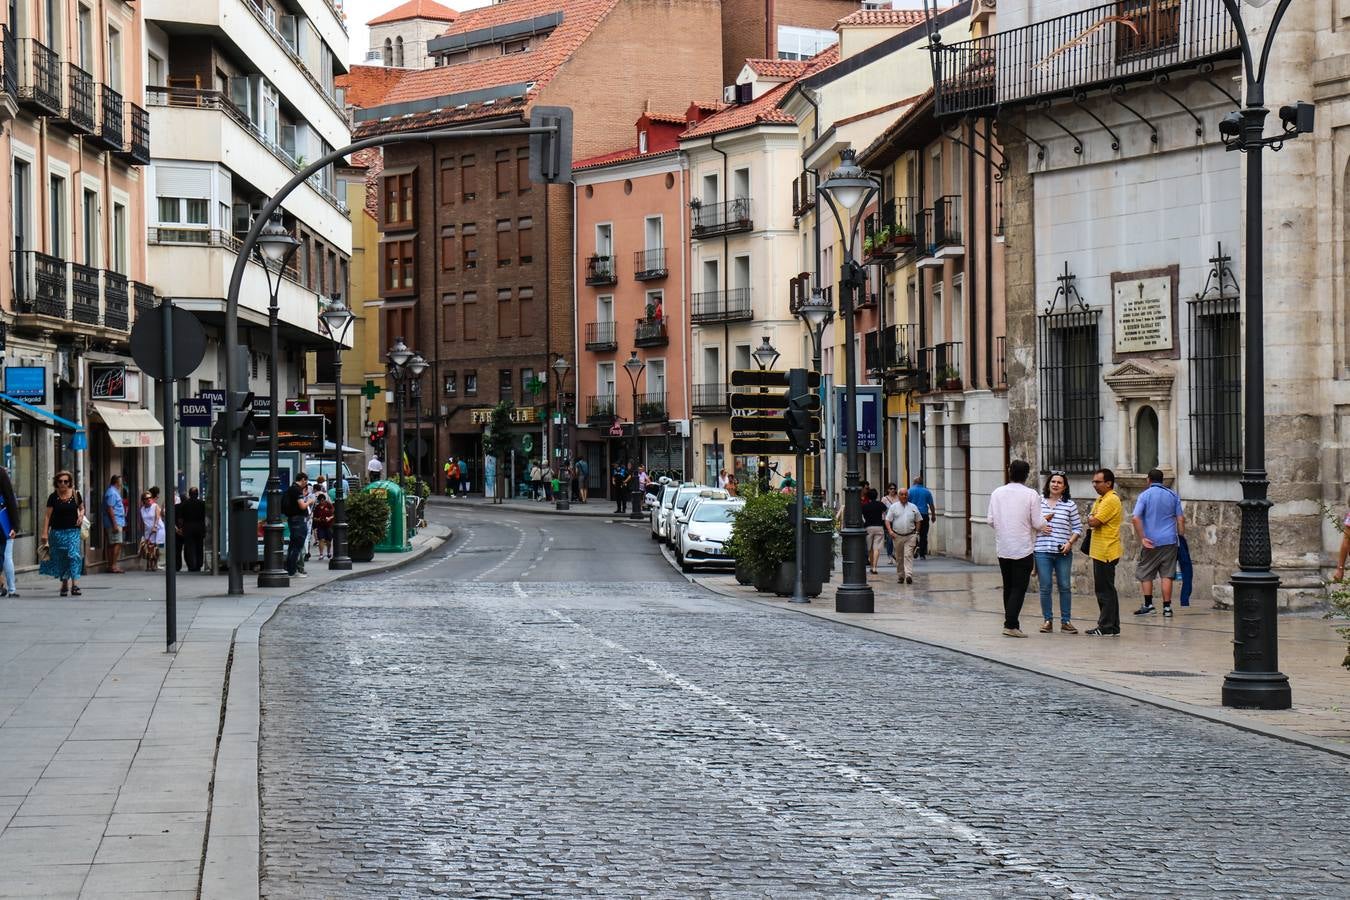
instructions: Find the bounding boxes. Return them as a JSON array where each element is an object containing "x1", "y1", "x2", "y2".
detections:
[
  {"x1": 103, "y1": 271, "x2": 129, "y2": 332},
  {"x1": 691, "y1": 383, "x2": 730, "y2": 417},
  {"x1": 792, "y1": 174, "x2": 815, "y2": 218},
  {"x1": 922, "y1": 341, "x2": 964, "y2": 392},
  {"x1": 637, "y1": 392, "x2": 667, "y2": 423},
  {"x1": 71, "y1": 262, "x2": 101, "y2": 325},
  {"x1": 634, "y1": 317, "x2": 668, "y2": 348},
  {"x1": 91, "y1": 84, "x2": 123, "y2": 151},
  {"x1": 63, "y1": 63, "x2": 95, "y2": 133},
  {"x1": 585, "y1": 255, "x2": 617, "y2": 286},
  {"x1": 691, "y1": 288, "x2": 752, "y2": 324},
  {"x1": 2, "y1": 26, "x2": 17, "y2": 107},
  {"x1": 13, "y1": 251, "x2": 68, "y2": 319},
  {"x1": 932, "y1": 0, "x2": 1239, "y2": 116},
  {"x1": 932, "y1": 195, "x2": 963, "y2": 250},
  {"x1": 863, "y1": 197, "x2": 920, "y2": 262},
  {"x1": 634, "y1": 248, "x2": 667, "y2": 281},
  {"x1": 132, "y1": 281, "x2": 155, "y2": 313},
  {"x1": 584, "y1": 320, "x2": 618, "y2": 352},
  {"x1": 883, "y1": 324, "x2": 921, "y2": 373},
  {"x1": 586, "y1": 394, "x2": 617, "y2": 425},
  {"x1": 691, "y1": 198, "x2": 752, "y2": 238},
  {"x1": 118, "y1": 103, "x2": 151, "y2": 165},
  {"x1": 17, "y1": 38, "x2": 60, "y2": 115}
]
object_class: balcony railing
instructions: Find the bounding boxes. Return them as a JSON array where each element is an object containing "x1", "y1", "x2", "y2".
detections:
[
  {"x1": 996, "y1": 334, "x2": 1009, "y2": 388},
  {"x1": 634, "y1": 318, "x2": 668, "y2": 348},
  {"x1": 883, "y1": 323, "x2": 921, "y2": 373},
  {"x1": 17, "y1": 38, "x2": 60, "y2": 115},
  {"x1": 240, "y1": 0, "x2": 347, "y2": 123},
  {"x1": 932, "y1": 0, "x2": 1240, "y2": 116},
  {"x1": 634, "y1": 248, "x2": 667, "y2": 280},
  {"x1": 922, "y1": 341, "x2": 964, "y2": 391},
  {"x1": 792, "y1": 174, "x2": 815, "y2": 218},
  {"x1": 586, "y1": 394, "x2": 617, "y2": 425},
  {"x1": 691, "y1": 198, "x2": 753, "y2": 238},
  {"x1": 133, "y1": 281, "x2": 155, "y2": 313},
  {"x1": 691, "y1": 288, "x2": 752, "y2": 324},
  {"x1": 103, "y1": 271, "x2": 129, "y2": 332},
  {"x1": 13, "y1": 251, "x2": 68, "y2": 319},
  {"x1": 933, "y1": 195, "x2": 963, "y2": 248},
  {"x1": 92, "y1": 83, "x2": 123, "y2": 151},
  {"x1": 584, "y1": 320, "x2": 618, "y2": 352},
  {"x1": 119, "y1": 103, "x2": 151, "y2": 165},
  {"x1": 63, "y1": 63, "x2": 95, "y2": 133},
  {"x1": 691, "y1": 383, "x2": 730, "y2": 417},
  {"x1": 148, "y1": 227, "x2": 303, "y2": 285},
  {"x1": 863, "y1": 197, "x2": 920, "y2": 261},
  {"x1": 637, "y1": 392, "x2": 667, "y2": 423},
  {"x1": 585, "y1": 255, "x2": 617, "y2": 286},
  {"x1": 3, "y1": 26, "x2": 17, "y2": 103},
  {"x1": 71, "y1": 262, "x2": 101, "y2": 325}
]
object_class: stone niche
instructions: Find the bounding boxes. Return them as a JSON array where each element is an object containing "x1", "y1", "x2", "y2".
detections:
[{"x1": 1103, "y1": 359, "x2": 1176, "y2": 493}]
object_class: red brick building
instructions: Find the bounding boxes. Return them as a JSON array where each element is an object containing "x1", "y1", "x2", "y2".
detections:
[{"x1": 719, "y1": 0, "x2": 863, "y2": 83}]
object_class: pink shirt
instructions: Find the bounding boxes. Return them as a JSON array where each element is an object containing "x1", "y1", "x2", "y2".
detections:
[{"x1": 987, "y1": 481, "x2": 1044, "y2": 560}]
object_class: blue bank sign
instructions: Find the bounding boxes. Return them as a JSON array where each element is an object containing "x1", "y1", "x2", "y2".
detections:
[
  {"x1": 178, "y1": 397, "x2": 213, "y2": 428},
  {"x1": 835, "y1": 386, "x2": 881, "y2": 452},
  {"x1": 4, "y1": 366, "x2": 46, "y2": 404}
]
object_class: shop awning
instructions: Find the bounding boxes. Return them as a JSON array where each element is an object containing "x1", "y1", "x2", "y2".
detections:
[
  {"x1": 91, "y1": 403, "x2": 164, "y2": 448},
  {"x1": 0, "y1": 393, "x2": 85, "y2": 433}
]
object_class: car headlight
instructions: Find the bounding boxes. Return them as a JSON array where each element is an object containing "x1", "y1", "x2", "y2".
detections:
[{"x1": 687, "y1": 532, "x2": 702, "y2": 542}]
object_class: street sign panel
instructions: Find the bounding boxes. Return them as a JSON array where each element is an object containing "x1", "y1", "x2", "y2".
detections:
[
  {"x1": 178, "y1": 398, "x2": 212, "y2": 428},
  {"x1": 731, "y1": 438, "x2": 810, "y2": 455}
]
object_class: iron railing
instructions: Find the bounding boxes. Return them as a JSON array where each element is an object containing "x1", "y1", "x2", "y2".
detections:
[
  {"x1": 691, "y1": 198, "x2": 752, "y2": 238},
  {"x1": 13, "y1": 250, "x2": 68, "y2": 318},
  {"x1": 147, "y1": 227, "x2": 304, "y2": 285},
  {"x1": 64, "y1": 63, "x2": 95, "y2": 132},
  {"x1": 634, "y1": 318, "x2": 668, "y2": 347},
  {"x1": 932, "y1": 0, "x2": 1240, "y2": 116},
  {"x1": 996, "y1": 334, "x2": 1008, "y2": 388},
  {"x1": 864, "y1": 330, "x2": 881, "y2": 373},
  {"x1": 121, "y1": 103, "x2": 151, "y2": 164},
  {"x1": 691, "y1": 288, "x2": 752, "y2": 324},
  {"x1": 933, "y1": 195, "x2": 963, "y2": 247},
  {"x1": 792, "y1": 174, "x2": 815, "y2": 217},
  {"x1": 71, "y1": 262, "x2": 101, "y2": 325},
  {"x1": 17, "y1": 38, "x2": 60, "y2": 114},
  {"x1": 637, "y1": 392, "x2": 667, "y2": 423},
  {"x1": 584, "y1": 320, "x2": 618, "y2": 351},
  {"x1": 634, "y1": 248, "x2": 667, "y2": 280},
  {"x1": 585, "y1": 255, "x2": 617, "y2": 285},
  {"x1": 586, "y1": 394, "x2": 617, "y2": 424},
  {"x1": 103, "y1": 271, "x2": 129, "y2": 331},
  {"x1": 883, "y1": 323, "x2": 921, "y2": 372},
  {"x1": 1188, "y1": 295, "x2": 1241, "y2": 473},
  {"x1": 864, "y1": 197, "x2": 920, "y2": 260},
  {"x1": 1038, "y1": 308, "x2": 1102, "y2": 472},
  {"x1": 3, "y1": 26, "x2": 17, "y2": 101},
  {"x1": 692, "y1": 383, "x2": 730, "y2": 416},
  {"x1": 132, "y1": 281, "x2": 155, "y2": 313},
  {"x1": 93, "y1": 84, "x2": 123, "y2": 151},
  {"x1": 923, "y1": 341, "x2": 964, "y2": 390}
]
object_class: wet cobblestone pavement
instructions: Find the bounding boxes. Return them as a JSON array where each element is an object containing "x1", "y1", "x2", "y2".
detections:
[{"x1": 259, "y1": 512, "x2": 1350, "y2": 898}]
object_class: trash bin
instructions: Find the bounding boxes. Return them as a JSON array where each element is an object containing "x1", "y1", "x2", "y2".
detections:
[
  {"x1": 369, "y1": 480, "x2": 410, "y2": 552},
  {"x1": 229, "y1": 495, "x2": 258, "y2": 568},
  {"x1": 806, "y1": 517, "x2": 835, "y2": 583}
]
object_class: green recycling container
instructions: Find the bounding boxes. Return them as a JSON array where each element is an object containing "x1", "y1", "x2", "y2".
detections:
[{"x1": 370, "y1": 480, "x2": 411, "y2": 552}]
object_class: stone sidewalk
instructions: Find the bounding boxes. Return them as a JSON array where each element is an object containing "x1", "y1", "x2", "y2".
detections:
[
  {"x1": 0, "y1": 525, "x2": 450, "y2": 900},
  {"x1": 688, "y1": 555, "x2": 1350, "y2": 756}
]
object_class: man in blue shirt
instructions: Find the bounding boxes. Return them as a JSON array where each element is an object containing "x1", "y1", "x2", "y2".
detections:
[
  {"x1": 908, "y1": 476, "x2": 935, "y2": 559},
  {"x1": 1131, "y1": 468, "x2": 1185, "y2": 617},
  {"x1": 103, "y1": 474, "x2": 127, "y2": 574}
]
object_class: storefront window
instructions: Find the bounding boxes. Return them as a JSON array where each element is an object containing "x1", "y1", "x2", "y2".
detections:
[{"x1": 9, "y1": 421, "x2": 36, "y2": 535}]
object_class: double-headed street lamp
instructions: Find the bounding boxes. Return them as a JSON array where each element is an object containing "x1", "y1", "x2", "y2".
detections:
[
  {"x1": 797, "y1": 288, "x2": 834, "y2": 505},
  {"x1": 319, "y1": 294, "x2": 355, "y2": 571},
  {"x1": 255, "y1": 212, "x2": 300, "y2": 589},
  {"x1": 751, "y1": 335, "x2": 780, "y2": 492},
  {"x1": 552, "y1": 355, "x2": 572, "y2": 512},
  {"x1": 623, "y1": 350, "x2": 645, "y2": 520},
  {"x1": 817, "y1": 147, "x2": 877, "y2": 614}
]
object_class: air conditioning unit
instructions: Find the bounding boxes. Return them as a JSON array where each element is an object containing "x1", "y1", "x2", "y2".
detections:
[{"x1": 364, "y1": 49, "x2": 384, "y2": 64}]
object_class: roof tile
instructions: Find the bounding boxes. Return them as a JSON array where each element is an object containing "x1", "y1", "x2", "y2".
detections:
[
  {"x1": 366, "y1": 0, "x2": 458, "y2": 27},
  {"x1": 836, "y1": 7, "x2": 948, "y2": 27},
  {"x1": 744, "y1": 57, "x2": 812, "y2": 79},
  {"x1": 681, "y1": 46, "x2": 839, "y2": 141},
  {"x1": 337, "y1": 65, "x2": 409, "y2": 109}
]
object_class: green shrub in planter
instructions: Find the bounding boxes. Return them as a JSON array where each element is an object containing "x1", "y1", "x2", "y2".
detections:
[
  {"x1": 724, "y1": 489, "x2": 794, "y2": 581},
  {"x1": 346, "y1": 490, "x2": 391, "y2": 559}
]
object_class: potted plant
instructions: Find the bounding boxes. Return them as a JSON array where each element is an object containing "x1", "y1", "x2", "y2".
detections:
[
  {"x1": 345, "y1": 489, "x2": 390, "y2": 563},
  {"x1": 938, "y1": 366, "x2": 963, "y2": 391},
  {"x1": 863, "y1": 234, "x2": 875, "y2": 255},
  {"x1": 878, "y1": 224, "x2": 893, "y2": 246},
  {"x1": 893, "y1": 224, "x2": 915, "y2": 245},
  {"x1": 725, "y1": 489, "x2": 796, "y2": 593}
]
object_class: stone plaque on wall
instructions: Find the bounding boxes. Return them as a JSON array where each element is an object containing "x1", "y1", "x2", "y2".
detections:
[{"x1": 1111, "y1": 265, "x2": 1181, "y2": 362}]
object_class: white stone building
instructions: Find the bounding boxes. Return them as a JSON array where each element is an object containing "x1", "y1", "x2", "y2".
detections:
[{"x1": 364, "y1": 0, "x2": 457, "y2": 69}]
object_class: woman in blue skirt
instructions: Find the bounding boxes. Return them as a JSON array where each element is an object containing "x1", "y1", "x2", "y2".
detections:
[{"x1": 40, "y1": 470, "x2": 85, "y2": 596}]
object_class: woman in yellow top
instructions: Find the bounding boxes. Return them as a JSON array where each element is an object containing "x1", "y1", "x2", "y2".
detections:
[{"x1": 1084, "y1": 468, "x2": 1123, "y2": 636}]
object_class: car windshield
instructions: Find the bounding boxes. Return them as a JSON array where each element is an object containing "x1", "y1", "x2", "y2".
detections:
[
  {"x1": 676, "y1": 491, "x2": 701, "y2": 510},
  {"x1": 692, "y1": 503, "x2": 738, "y2": 523}
]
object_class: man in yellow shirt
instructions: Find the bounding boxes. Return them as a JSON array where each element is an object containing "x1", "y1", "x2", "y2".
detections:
[{"x1": 1085, "y1": 468, "x2": 1123, "y2": 636}]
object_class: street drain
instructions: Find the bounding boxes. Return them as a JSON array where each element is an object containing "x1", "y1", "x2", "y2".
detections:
[{"x1": 1114, "y1": 670, "x2": 1206, "y2": 678}]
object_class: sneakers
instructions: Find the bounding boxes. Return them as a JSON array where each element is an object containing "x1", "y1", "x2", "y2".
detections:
[
  {"x1": 1002, "y1": 628, "x2": 1028, "y2": 638},
  {"x1": 1039, "y1": 620, "x2": 1054, "y2": 633},
  {"x1": 1133, "y1": 604, "x2": 1156, "y2": 616},
  {"x1": 905, "y1": 576, "x2": 913, "y2": 584},
  {"x1": 1060, "y1": 621, "x2": 1078, "y2": 634},
  {"x1": 1163, "y1": 604, "x2": 1174, "y2": 618},
  {"x1": 1085, "y1": 627, "x2": 1119, "y2": 636}
]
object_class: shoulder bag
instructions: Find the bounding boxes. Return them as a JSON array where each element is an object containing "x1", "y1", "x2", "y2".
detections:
[{"x1": 1081, "y1": 498, "x2": 1095, "y2": 556}]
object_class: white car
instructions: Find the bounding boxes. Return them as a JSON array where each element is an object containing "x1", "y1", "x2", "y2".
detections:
[
  {"x1": 677, "y1": 499, "x2": 743, "y2": 571},
  {"x1": 669, "y1": 488, "x2": 728, "y2": 549},
  {"x1": 651, "y1": 482, "x2": 689, "y2": 540},
  {"x1": 660, "y1": 484, "x2": 705, "y2": 545}
]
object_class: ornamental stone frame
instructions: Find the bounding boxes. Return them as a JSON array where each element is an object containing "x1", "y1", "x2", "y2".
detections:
[{"x1": 1103, "y1": 359, "x2": 1176, "y2": 492}]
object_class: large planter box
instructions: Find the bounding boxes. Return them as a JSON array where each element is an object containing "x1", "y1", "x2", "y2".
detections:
[
  {"x1": 350, "y1": 544, "x2": 375, "y2": 563},
  {"x1": 735, "y1": 557, "x2": 755, "y2": 585}
]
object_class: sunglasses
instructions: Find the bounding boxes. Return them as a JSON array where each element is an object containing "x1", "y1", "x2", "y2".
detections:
[{"x1": 56, "y1": 479, "x2": 71, "y2": 485}]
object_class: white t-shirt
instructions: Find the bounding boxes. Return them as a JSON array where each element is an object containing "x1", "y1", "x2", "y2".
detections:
[
  {"x1": 987, "y1": 481, "x2": 1044, "y2": 560},
  {"x1": 367, "y1": 457, "x2": 384, "y2": 475},
  {"x1": 884, "y1": 501, "x2": 922, "y2": 534}
]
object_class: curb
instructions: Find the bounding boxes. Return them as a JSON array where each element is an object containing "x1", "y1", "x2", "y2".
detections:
[
  {"x1": 427, "y1": 497, "x2": 624, "y2": 519},
  {"x1": 200, "y1": 525, "x2": 452, "y2": 900}
]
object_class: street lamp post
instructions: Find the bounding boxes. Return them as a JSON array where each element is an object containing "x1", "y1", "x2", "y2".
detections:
[
  {"x1": 796, "y1": 290, "x2": 833, "y2": 504},
  {"x1": 386, "y1": 337, "x2": 413, "y2": 482},
  {"x1": 552, "y1": 355, "x2": 572, "y2": 511},
  {"x1": 817, "y1": 148, "x2": 878, "y2": 614},
  {"x1": 408, "y1": 353, "x2": 428, "y2": 485},
  {"x1": 255, "y1": 213, "x2": 300, "y2": 589},
  {"x1": 319, "y1": 295, "x2": 355, "y2": 571},
  {"x1": 623, "y1": 350, "x2": 646, "y2": 520},
  {"x1": 1216, "y1": 0, "x2": 1306, "y2": 710},
  {"x1": 752, "y1": 335, "x2": 781, "y2": 493}
]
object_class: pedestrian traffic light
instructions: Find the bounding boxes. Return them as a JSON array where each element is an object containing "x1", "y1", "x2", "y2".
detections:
[{"x1": 783, "y1": 367, "x2": 820, "y2": 453}]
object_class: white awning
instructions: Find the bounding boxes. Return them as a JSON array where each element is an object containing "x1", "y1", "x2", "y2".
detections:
[{"x1": 92, "y1": 404, "x2": 164, "y2": 448}]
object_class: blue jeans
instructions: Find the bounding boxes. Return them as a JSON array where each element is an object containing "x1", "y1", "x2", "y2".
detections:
[
  {"x1": 1035, "y1": 550, "x2": 1073, "y2": 623},
  {"x1": 285, "y1": 516, "x2": 308, "y2": 576},
  {"x1": 2, "y1": 539, "x2": 13, "y2": 592}
]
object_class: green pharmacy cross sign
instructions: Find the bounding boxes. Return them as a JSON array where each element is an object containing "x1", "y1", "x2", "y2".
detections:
[{"x1": 361, "y1": 381, "x2": 380, "y2": 401}]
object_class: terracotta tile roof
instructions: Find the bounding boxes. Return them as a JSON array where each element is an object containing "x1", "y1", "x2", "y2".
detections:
[
  {"x1": 572, "y1": 146, "x2": 679, "y2": 171},
  {"x1": 349, "y1": 147, "x2": 385, "y2": 220},
  {"x1": 644, "y1": 111, "x2": 688, "y2": 125},
  {"x1": 366, "y1": 0, "x2": 458, "y2": 26},
  {"x1": 681, "y1": 47, "x2": 839, "y2": 141},
  {"x1": 836, "y1": 7, "x2": 944, "y2": 27},
  {"x1": 437, "y1": 0, "x2": 577, "y2": 37},
  {"x1": 744, "y1": 57, "x2": 812, "y2": 80},
  {"x1": 337, "y1": 66, "x2": 408, "y2": 109},
  {"x1": 354, "y1": 97, "x2": 531, "y2": 138}
]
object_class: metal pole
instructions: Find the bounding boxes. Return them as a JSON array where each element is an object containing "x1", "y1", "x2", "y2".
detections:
[
  {"x1": 412, "y1": 377, "x2": 422, "y2": 529},
  {"x1": 791, "y1": 449, "x2": 808, "y2": 604},
  {"x1": 329, "y1": 333, "x2": 351, "y2": 570},
  {"x1": 555, "y1": 375, "x2": 570, "y2": 511},
  {"x1": 258, "y1": 297, "x2": 288, "y2": 588},
  {"x1": 810, "y1": 323, "x2": 825, "y2": 506},
  {"x1": 629, "y1": 381, "x2": 643, "y2": 519},
  {"x1": 160, "y1": 299, "x2": 177, "y2": 649},
  {"x1": 836, "y1": 259, "x2": 874, "y2": 613}
]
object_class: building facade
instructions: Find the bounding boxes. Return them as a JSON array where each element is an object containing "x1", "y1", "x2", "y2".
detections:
[{"x1": 365, "y1": 0, "x2": 457, "y2": 70}]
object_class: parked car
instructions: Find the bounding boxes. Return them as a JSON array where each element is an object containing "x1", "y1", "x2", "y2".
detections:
[
  {"x1": 652, "y1": 482, "x2": 689, "y2": 540},
  {"x1": 670, "y1": 488, "x2": 728, "y2": 550},
  {"x1": 659, "y1": 484, "x2": 704, "y2": 545},
  {"x1": 677, "y1": 498, "x2": 743, "y2": 571}
]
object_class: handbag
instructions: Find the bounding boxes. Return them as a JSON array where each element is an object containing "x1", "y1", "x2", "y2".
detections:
[
  {"x1": 1080, "y1": 529, "x2": 1092, "y2": 556},
  {"x1": 37, "y1": 542, "x2": 50, "y2": 562}
]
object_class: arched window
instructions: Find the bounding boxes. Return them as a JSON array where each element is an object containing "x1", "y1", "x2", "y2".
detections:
[
  {"x1": 382, "y1": 37, "x2": 392, "y2": 67},
  {"x1": 394, "y1": 36, "x2": 404, "y2": 67},
  {"x1": 1136, "y1": 405, "x2": 1159, "y2": 474}
]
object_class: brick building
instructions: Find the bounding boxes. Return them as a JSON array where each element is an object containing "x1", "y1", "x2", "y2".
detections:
[{"x1": 718, "y1": 0, "x2": 862, "y2": 84}]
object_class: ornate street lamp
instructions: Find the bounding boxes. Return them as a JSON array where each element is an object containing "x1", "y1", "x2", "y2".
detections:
[
  {"x1": 386, "y1": 339, "x2": 412, "y2": 491},
  {"x1": 552, "y1": 355, "x2": 572, "y2": 511},
  {"x1": 319, "y1": 294, "x2": 355, "y2": 570},
  {"x1": 750, "y1": 335, "x2": 780, "y2": 492},
  {"x1": 408, "y1": 352, "x2": 429, "y2": 500},
  {"x1": 817, "y1": 147, "x2": 878, "y2": 614},
  {"x1": 254, "y1": 212, "x2": 300, "y2": 588},
  {"x1": 623, "y1": 350, "x2": 646, "y2": 520},
  {"x1": 797, "y1": 287, "x2": 834, "y2": 504}
]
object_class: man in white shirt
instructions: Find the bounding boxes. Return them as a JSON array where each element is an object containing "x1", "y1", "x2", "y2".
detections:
[
  {"x1": 366, "y1": 455, "x2": 384, "y2": 483},
  {"x1": 883, "y1": 488, "x2": 923, "y2": 584},
  {"x1": 986, "y1": 459, "x2": 1045, "y2": 638}
]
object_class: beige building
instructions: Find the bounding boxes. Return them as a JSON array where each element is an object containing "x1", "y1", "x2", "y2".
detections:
[{"x1": 365, "y1": 0, "x2": 457, "y2": 69}]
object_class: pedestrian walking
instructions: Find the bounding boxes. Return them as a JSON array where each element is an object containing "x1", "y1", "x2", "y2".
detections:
[
  {"x1": 1131, "y1": 468, "x2": 1185, "y2": 618},
  {"x1": 0, "y1": 465, "x2": 20, "y2": 596},
  {"x1": 987, "y1": 460, "x2": 1044, "y2": 638},
  {"x1": 860, "y1": 488, "x2": 888, "y2": 575},
  {"x1": 880, "y1": 483, "x2": 900, "y2": 563},
  {"x1": 447, "y1": 458, "x2": 461, "y2": 497},
  {"x1": 312, "y1": 493, "x2": 334, "y2": 559},
  {"x1": 103, "y1": 474, "x2": 127, "y2": 573},
  {"x1": 885, "y1": 487, "x2": 923, "y2": 584},
  {"x1": 530, "y1": 460, "x2": 544, "y2": 501},
  {"x1": 138, "y1": 490, "x2": 165, "y2": 571},
  {"x1": 576, "y1": 457, "x2": 589, "y2": 503},
  {"x1": 909, "y1": 476, "x2": 935, "y2": 559},
  {"x1": 1084, "y1": 468, "x2": 1123, "y2": 636},
  {"x1": 178, "y1": 487, "x2": 207, "y2": 572},
  {"x1": 717, "y1": 469, "x2": 730, "y2": 490},
  {"x1": 367, "y1": 454, "x2": 384, "y2": 483},
  {"x1": 1035, "y1": 471, "x2": 1083, "y2": 634},
  {"x1": 39, "y1": 471, "x2": 85, "y2": 596},
  {"x1": 284, "y1": 473, "x2": 312, "y2": 577}
]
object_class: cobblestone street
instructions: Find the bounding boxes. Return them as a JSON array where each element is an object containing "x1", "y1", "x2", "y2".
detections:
[{"x1": 259, "y1": 506, "x2": 1350, "y2": 897}]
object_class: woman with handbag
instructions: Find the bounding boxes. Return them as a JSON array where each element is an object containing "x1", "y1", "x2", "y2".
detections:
[{"x1": 39, "y1": 471, "x2": 85, "y2": 596}]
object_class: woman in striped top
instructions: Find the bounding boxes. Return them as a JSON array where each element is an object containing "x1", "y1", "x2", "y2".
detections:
[{"x1": 1035, "y1": 471, "x2": 1083, "y2": 634}]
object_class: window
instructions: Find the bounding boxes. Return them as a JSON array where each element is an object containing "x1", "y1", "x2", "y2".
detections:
[
  {"x1": 442, "y1": 292, "x2": 457, "y2": 340},
  {"x1": 49, "y1": 174, "x2": 66, "y2": 258},
  {"x1": 462, "y1": 291, "x2": 478, "y2": 340},
  {"x1": 381, "y1": 239, "x2": 415, "y2": 294},
  {"x1": 499, "y1": 369, "x2": 512, "y2": 398},
  {"x1": 517, "y1": 217, "x2": 533, "y2": 263},
  {"x1": 107, "y1": 25, "x2": 122, "y2": 91},
  {"x1": 77, "y1": 4, "x2": 92, "y2": 68},
  {"x1": 441, "y1": 225, "x2": 456, "y2": 271},
  {"x1": 461, "y1": 154, "x2": 477, "y2": 201},
  {"x1": 639, "y1": 131, "x2": 648, "y2": 153},
  {"x1": 382, "y1": 171, "x2": 415, "y2": 229},
  {"x1": 733, "y1": 167, "x2": 750, "y2": 201},
  {"x1": 1037, "y1": 308, "x2": 1102, "y2": 472},
  {"x1": 462, "y1": 224, "x2": 478, "y2": 269},
  {"x1": 111, "y1": 202, "x2": 127, "y2": 273},
  {"x1": 157, "y1": 197, "x2": 206, "y2": 226},
  {"x1": 495, "y1": 149, "x2": 511, "y2": 198},
  {"x1": 13, "y1": 159, "x2": 33, "y2": 257},
  {"x1": 444, "y1": 371, "x2": 457, "y2": 395},
  {"x1": 595, "y1": 223, "x2": 612, "y2": 257},
  {"x1": 383, "y1": 37, "x2": 392, "y2": 67},
  {"x1": 82, "y1": 188, "x2": 98, "y2": 266},
  {"x1": 496, "y1": 218, "x2": 513, "y2": 266},
  {"x1": 518, "y1": 286, "x2": 534, "y2": 337},
  {"x1": 777, "y1": 24, "x2": 837, "y2": 60},
  {"x1": 1188, "y1": 296, "x2": 1241, "y2": 473},
  {"x1": 394, "y1": 35, "x2": 404, "y2": 67},
  {"x1": 520, "y1": 367, "x2": 535, "y2": 403},
  {"x1": 464, "y1": 370, "x2": 477, "y2": 395},
  {"x1": 497, "y1": 287, "x2": 513, "y2": 338},
  {"x1": 517, "y1": 147, "x2": 531, "y2": 194}
]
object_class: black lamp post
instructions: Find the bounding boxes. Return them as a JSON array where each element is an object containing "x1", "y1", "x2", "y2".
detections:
[
  {"x1": 623, "y1": 350, "x2": 646, "y2": 519},
  {"x1": 319, "y1": 294, "x2": 355, "y2": 571},
  {"x1": 408, "y1": 352, "x2": 428, "y2": 488},
  {"x1": 1216, "y1": 0, "x2": 1307, "y2": 710},
  {"x1": 817, "y1": 147, "x2": 878, "y2": 614},
  {"x1": 752, "y1": 335, "x2": 781, "y2": 493},
  {"x1": 386, "y1": 337, "x2": 413, "y2": 484},
  {"x1": 552, "y1": 355, "x2": 572, "y2": 511},
  {"x1": 797, "y1": 288, "x2": 834, "y2": 506},
  {"x1": 255, "y1": 212, "x2": 300, "y2": 589}
]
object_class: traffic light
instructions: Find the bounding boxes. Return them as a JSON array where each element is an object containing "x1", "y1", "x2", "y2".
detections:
[
  {"x1": 728, "y1": 367, "x2": 820, "y2": 455},
  {"x1": 784, "y1": 368, "x2": 820, "y2": 452}
]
